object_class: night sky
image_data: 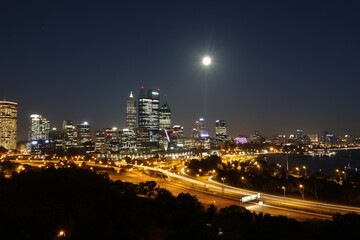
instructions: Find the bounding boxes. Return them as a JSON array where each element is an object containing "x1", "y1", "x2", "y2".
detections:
[{"x1": 1, "y1": 0, "x2": 360, "y2": 140}]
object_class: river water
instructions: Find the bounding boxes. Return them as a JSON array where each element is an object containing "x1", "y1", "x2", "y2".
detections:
[{"x1": 256, "y1": 149, "x2": 360, "y2": 176}]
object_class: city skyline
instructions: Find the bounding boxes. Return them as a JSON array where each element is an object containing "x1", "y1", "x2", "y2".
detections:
[
  {"x1": 2, "y1": 1, "x2": 360, "y2": 140},
  {"x1": 7, "y1": 89, "x2": 360, "y2": 142},
  {"x1": 2, "y1": 2, "x2": 360, "y2": 237}
]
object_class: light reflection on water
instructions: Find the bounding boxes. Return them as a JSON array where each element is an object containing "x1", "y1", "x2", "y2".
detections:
[{"x1": 257, "y1": 149, "x2": 360, "y2": 176}]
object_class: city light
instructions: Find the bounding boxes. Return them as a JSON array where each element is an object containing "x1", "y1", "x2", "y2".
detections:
[
  {"x1": 58, "y1": 230, "x2": 65, "y2": 237},
  {"x1": 2, "y1": 3, "x2": 360, "y2": 239}
]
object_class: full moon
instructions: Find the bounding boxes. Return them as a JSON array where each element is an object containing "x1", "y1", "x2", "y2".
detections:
[{"x1": 202, "y1": 56, "x2": 211, "y2": 66}]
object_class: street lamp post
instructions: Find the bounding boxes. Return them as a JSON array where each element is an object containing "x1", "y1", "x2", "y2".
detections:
[
  {"x1": 286, "y1": 152, "x2": 289, "y2": 171},
  {"x1": 303, "y1": 166, "x2": 307, "y2": 177},
  {"x1": 241, "y1": 176, "x2": 246, "y2": 189},
  {"x1": 335, "y1": 169, "x2": 346, "y2": 183},
  {"x1": 335, "y1": 169, "x2": 340, "y2": 182},
  {"x1": 299, "y1": 184, "x2": 305, "y2": 200},
  {"x1": 342, "y1": 171, "x2": 346, "y2": 181},
  {"x1": 281, "y1": 186, "x2": 286, "y2": 198},
  {"x1": 221, "y1": 177, "x2": 225, "y2": 195},
  {"x1": 58, "y1": 230, "x2": 66, "y2": 239}
]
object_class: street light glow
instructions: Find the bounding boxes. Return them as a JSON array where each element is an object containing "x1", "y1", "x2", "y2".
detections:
[
  {"x1": 58, "y1": 230, "x2": 65, "y2": 237},
  {"x1": 202, "y1": 56, "x2": 211, "y2": 66}
]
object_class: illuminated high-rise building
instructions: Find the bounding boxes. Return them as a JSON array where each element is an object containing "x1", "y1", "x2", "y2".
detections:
[
  {"x1": 49, "y1": 128, "x2": 65, "y2": 150},
  {"x1": 215, "y1": 120, "x2": 227, "y2": 142},
  {"x1": 29, "y1": 114, "x2": 50, "y2": 141},
  {"x1": 77, "y1": 121, "x2": 91, "y2": 144},
  {"x1": 94, "y1": 130, "x2": 106, "y2": 153},
  {"x1": 0, "y1": 100, "x2": 17, "y2": 150},
  {"x1": 170, "y1": 125, "x2": 185, "y2": 149},
  {"x1": 159, "y1": 103, "x2": 171, "y2": 130},
  {"x1": 251, "y1": 130, "x2": 263, "y2": 144},
  {"x1": 119, "y1": 128, "x2": 136, "y2": 152},
  {"x1": 126, "y1": 91, "x2": 137, "y2": 130},
  {"x1": 62, "y1": 120, "x2": 77, "y2": 149},
  {"x1": 104, "y1": 127, "x2": 120, "y2": 152},
  {"x1": 138, "y1": 87, "x2": 160, "y2": 148},
  {"x1": 194, "y1": 118, "x2": 208, "y2": 138},
  {"x1": 192, "y1": 117, "x2": 210, "y2": 149},
  {"x1": 296, "y1": 129, "x2": 303, "y2": 140},
  {"x1": 135, "y1": 127, "x2": 150, "y2": 151}
]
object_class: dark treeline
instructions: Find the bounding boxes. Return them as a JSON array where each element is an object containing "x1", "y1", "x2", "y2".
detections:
[{"x1": 0, "y1": 165, "x2": 360, "y2": 239}]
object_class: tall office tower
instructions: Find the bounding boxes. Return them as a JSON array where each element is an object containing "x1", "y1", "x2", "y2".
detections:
[
  {"x1": 215, "y1": 120, "x2": 227, "y2": 142},
  {"x1": 138, "y1": 87, "x2": 160, "y2": 148},
  {"x1": 126, "y1": 91, "x2": 137, "y2": 130},
  {"x1": 77, "y1": 121, "x2": 91, "y2": 144},
  {"x1": 170, "y1": 125, "x2": 185, "y2": 149},
  {"x1": 159, "y1": 103, "x2": 171, "y2": 130},
  {"x1": 119, "y1": 128, "x2": 136, "y2": 152},
  {"x1": 104, "y1": 127, "x2": 120, "y2": 152},
  {"x1": 296, "y1": 129, "x2": 303, "y2": 140},
  {"x1": 62, "y1": 120, "x2": 77, "y2": 149},
  {"x1": 158, "y1": 102, "x2": 171, "y2": 151},
  {"x1": 29, "y1": 114, "x2": 50, "y2": 141},
  {"x1": 172, "y1": 125, "x2": 184, "y2": 138},
  {"x1": 0, "y1": 100, "x2": 18, "y2": 150},
  {"x1": 195, "y1": 118, "x2": 208, "y2": 138},
  {"x1": 193, "y1": 118, "x2": 210, "y2": 150},
  {"x1": 135, "y1": 127, "x2": 150, "y2": 151},
  {"x1": 49, "y1": 128, "x2": 65, "y2": 150},
  {"x1": 251, "y1": 130, "x2": 263, "y2": 144},
  {"x1": 322, "y1": 131, "x2": 336, "y2": 146},
  {"x1": 93, "y1": 130, "x2": 105, "y2": 153}
]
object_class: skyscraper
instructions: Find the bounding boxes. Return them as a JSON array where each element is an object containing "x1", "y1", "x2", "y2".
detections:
[
  {"x1": 159, "y1": 103, "x2": 171, "y2": 130},
  {"x1": 77, "y1": 121, "x2": 91, "y2": 144},
  {"x1": 126, "y1": 91, "x2": 136, "y2": 130},
  {"x1": 94, "y1": 130, "x2": 105, "y2": 153},
  {"x1": 29, "y1": 114, "x2": 50, "y2": 141},
  {"x1": 138, "y1": 87, "x2": 160, "y2": 148},
  {"x1": 104, "y1": 127, "x2": 120, "y2": 152},
  {"x1": 62, "y1": 120, "x2": 77, "y2": 149},
  {"x1": 194, "y1": 118, "x2": 208, "y2": 138},
  {"x1": 49, "y1": 128, "x2": 65, "y2": 150},
  {"x1": 170, "y1": 125, "x2": 185, "y2": 149},
  {"x1": 119, "y1": 128, "x2": 136, "y2": 152},
  {"x1": 0, "y1": 100, "x2": 17, "y2": 150},
  {"x1": 192, "y1": 118, "x2": 210, "y2": 149},
  {"x1": 215, "y1": 120, "x2": 227, "y2": 142}
]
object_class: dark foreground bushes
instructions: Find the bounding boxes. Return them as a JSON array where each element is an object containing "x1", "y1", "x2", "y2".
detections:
[{"x1": 0, "y1": 167, "x2": 359, "y2": 239}]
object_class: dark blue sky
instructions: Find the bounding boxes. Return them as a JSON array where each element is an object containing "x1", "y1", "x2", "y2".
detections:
[{"x1": 1, "y1": 0, "x2": 360, "y2": 140}]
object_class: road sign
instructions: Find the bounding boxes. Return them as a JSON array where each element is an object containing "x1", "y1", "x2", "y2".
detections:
[{"x1": 240, "y1": 193, "x2": 262, "y2": 203}]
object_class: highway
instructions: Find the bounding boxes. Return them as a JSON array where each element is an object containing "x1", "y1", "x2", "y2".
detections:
[{"x1": 12, "y1": 159, "x2": 360, "y2": 221}]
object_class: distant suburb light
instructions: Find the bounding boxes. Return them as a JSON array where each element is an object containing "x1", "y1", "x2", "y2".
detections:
[
  {"x1": 202, "y1": 56, "x2": 211, "y2": 66},
  {"x1": 58, "y1": 230, "x2": 66, "y2": 237}
]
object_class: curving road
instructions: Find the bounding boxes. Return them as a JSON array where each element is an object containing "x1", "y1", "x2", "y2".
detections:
[{"x1": 13, "y1": 159, "x2": 360, "y2": 221}]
